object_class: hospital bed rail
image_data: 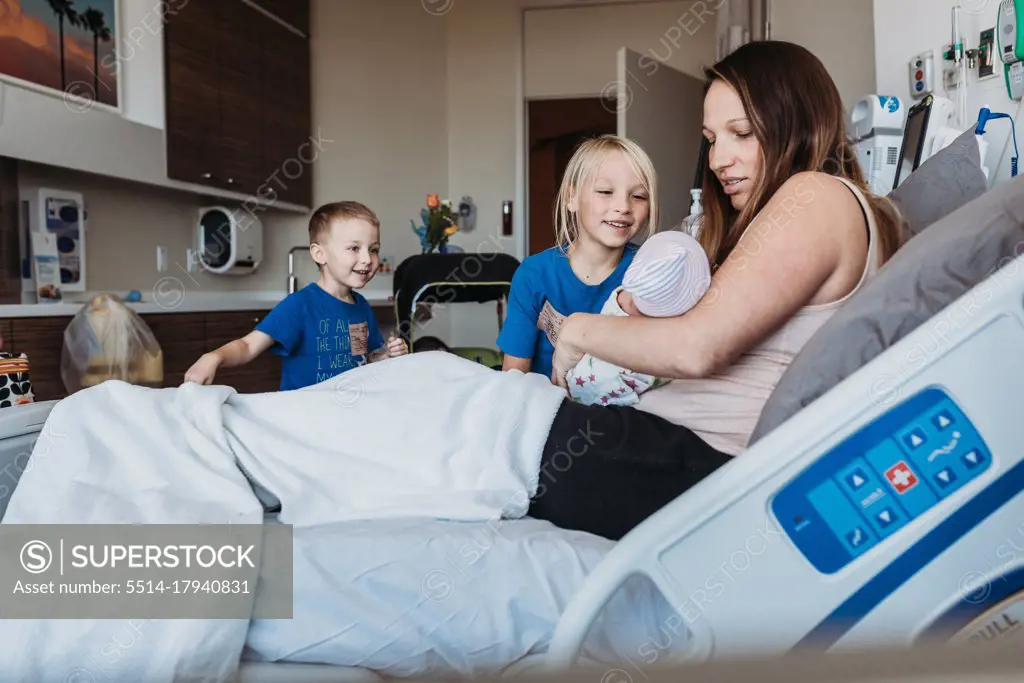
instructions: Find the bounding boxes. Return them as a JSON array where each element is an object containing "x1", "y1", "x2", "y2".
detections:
[{"x1": 544, "y1": 251, "x2": 1024, "y2": 670}]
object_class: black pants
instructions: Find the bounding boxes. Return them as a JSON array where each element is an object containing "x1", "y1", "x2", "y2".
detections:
[{"x1": 526, "y1": 399, "x2": 732, "y2": 541}]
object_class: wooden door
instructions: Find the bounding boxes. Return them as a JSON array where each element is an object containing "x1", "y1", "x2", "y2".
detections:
[
  {"x1": 527, "y1": 98, "x2": 616, "y2": 255},
  {"x1": 163, "y1": 0, "x2": 221, "y2": 187},
  {"x1": 616, "y1": 47, "x2": 706, "y2": 238},
  {"x1": 249, "y1": 0, "x2": 310, "y2": 35}
]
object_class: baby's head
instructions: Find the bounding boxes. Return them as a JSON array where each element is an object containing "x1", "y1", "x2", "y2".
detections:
[{"x1": 619, "y1": 230, "x2": 712, "y2": 317}]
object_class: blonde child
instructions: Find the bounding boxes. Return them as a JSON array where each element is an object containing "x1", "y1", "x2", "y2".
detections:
[
  {"x1": 566, "y1": 229, "x2": 712, "y2": 406},
  {"x1": 498, "y1": 135, "x2": 657, "y2": 379},
  {"x1": 185, "y1": 201, "x2": 407, "y2": 391}
]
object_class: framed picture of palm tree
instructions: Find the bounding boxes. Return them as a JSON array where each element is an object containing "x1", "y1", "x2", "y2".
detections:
[{"x1": 0, "y1": 0, "x2": 119, "y2": 110}]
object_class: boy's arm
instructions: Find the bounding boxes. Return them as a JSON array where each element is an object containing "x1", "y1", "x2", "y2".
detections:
[
  {"x1": 185, "y1": 330, "x2": 274, "y2": 385},
  {"x1": 496, "y1": 264, "x2": 542, "y2": 372},
  {"x1": 502, "y1": 355, "x2": 532, "y2": 372},
  {"x1": 210, "y1": 330, "x2": 275, "y2": 367}
]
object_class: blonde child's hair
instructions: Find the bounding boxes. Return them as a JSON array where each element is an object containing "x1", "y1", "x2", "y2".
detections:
[{"x1": 553, "y1": 134, "x2": 658, "y2": 252}]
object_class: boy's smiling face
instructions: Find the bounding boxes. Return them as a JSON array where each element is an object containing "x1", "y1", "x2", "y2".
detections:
[{"x1": 313, "y1": 218, "x2": 381, "y2": 290}]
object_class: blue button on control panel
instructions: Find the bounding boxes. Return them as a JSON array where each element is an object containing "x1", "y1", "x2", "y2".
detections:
[{"x1": 771, "y1": 387, "x2": 993, "y2": 574}]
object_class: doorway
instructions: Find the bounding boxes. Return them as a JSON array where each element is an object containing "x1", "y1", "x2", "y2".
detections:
[{"x1": 527, "y1": 98, "x2": 616, "y2": 255}]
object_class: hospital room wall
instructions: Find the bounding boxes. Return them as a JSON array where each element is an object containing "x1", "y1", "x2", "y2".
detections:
[
  {"x1": 767, "y1": 0, "x2": 877, "y2": 109},
  {"x1": 873, "y1": 0, "x2": 1022, "y2": 187},
  {"x1": 441, "y1": 0, "x2": 719, "y2": 348}
]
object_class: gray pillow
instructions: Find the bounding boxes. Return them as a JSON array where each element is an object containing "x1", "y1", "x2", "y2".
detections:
[
  {"x1": 750, "y1": 174, "x2": 1024, "y2": 443},
  {"x1": 888, "y1": 127, "x2": 989, "y2": 240}
]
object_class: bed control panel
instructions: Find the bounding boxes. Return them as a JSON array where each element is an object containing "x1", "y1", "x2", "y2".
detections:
[{"x1": 771, "y1": 387, "x2": 993, "y2": 574}]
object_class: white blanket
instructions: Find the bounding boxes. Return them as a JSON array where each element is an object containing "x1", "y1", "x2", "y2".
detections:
[
  {"x1": 223, "y1": 352, "x2": 566, "y2": 528},
  {"x1": 0, "y1": 353, "x2": 567, "y2": 683}
]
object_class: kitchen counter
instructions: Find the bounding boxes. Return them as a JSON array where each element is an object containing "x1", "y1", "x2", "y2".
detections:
[{"x1": 0, "y1": 289, "x2": 395, "y2": 318}]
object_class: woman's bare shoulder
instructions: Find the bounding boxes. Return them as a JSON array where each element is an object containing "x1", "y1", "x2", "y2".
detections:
[
  {"x1": 764, "y1": 171, "x2": 869, "y2": 303},
  {"x1": 771, "y1": 171, "x2": 860, "y2": 216}
]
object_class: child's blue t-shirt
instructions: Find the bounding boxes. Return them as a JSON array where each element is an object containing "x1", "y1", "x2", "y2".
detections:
[
  {"x1": 255, "y1": 283, "x2": 385, "y2": 391},
  {"x1": 497, "y1": 243, "x2": 638, "y2": 380}
]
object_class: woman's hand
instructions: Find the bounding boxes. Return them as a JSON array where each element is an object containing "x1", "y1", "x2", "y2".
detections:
[{"x1": 551, "y1": 315, "x2": 586, "y2": 389}]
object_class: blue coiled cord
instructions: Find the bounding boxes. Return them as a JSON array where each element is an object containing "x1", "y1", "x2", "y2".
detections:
[{"x1": 976, "y1": 107, "x2": 1019, "y2": 178}]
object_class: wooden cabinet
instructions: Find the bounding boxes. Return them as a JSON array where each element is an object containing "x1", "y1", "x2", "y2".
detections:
[
  {"x1": 8, "y1": 317, "x2": 73, "y2": 402},
  {"x1": 4, "y1": 309, "x2": 291, "y2": 401},
  {"x1": 0, "y1": 157, "x2": 21, "y2": 304},
  {"x1": 137, "y1": 312, "x2": 207, "y2": 389},
  {"x1": 163, "y1": 1, "x2": 221, "y2": 190},
  {"x1": 163, "y1": 0, "x2": 312, "y2": 207},
  {"x1": 0, "y1": 319, "x2": 12, "y2": 353},
  {"x1": 259, "y1": 15, "x2": 313, "y2": 207}
]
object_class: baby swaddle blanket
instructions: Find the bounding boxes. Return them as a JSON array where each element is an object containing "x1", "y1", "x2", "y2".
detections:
[
  {"x1": 565, "y1": 230, "x2": 711, "y2": 407},
  {"x1": 566, "y1": 287, "x2": 664, "y2": 406}
]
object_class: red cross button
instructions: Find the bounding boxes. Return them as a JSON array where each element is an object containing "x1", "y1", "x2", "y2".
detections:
[{"x1": 885, "y1": 461, "x2": 919, "y2": 494}]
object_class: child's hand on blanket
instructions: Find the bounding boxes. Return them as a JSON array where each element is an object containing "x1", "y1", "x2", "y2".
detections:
[
  {"x1": 385, "y1": 333, "x2": 408, "y2": 358},
  {"x1": 184, "y1": 352, "x2": 222, "y2": 385}
]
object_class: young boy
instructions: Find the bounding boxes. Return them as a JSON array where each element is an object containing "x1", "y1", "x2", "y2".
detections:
[
  {"x1": 566, "y1": 230, "x2": 711, "y2": 406},
  {"x1": 184, "y1": 201, "x2": 407, "y2": 391}
]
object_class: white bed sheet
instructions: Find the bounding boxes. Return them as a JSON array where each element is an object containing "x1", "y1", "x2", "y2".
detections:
[{"x1": 244, "y1": 517, "x2": 682, "y2": 679}]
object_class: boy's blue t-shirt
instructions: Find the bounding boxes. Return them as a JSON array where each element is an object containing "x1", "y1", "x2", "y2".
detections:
[
  {"x1": 255, "y1": 283, "x2": 384, "y2": 391},
  {"x1": 497, "y1": 243, "x2": 638, "y2": 380}
]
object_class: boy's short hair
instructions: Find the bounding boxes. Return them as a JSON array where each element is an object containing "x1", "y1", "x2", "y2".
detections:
[{"x1": 309, "y1": 201, "x2": 380, "y2": 245}]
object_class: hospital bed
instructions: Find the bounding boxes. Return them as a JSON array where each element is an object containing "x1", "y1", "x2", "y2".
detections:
[
  {"x1": 0, "y1": 400, "x2": 681, "y2": 682},
  {"x1": 1, "y1": 156, "x2": 1022, "y2": 681}
]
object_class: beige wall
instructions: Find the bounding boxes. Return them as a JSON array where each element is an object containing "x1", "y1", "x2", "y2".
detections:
[
  {"x1": 524, "y1": 1, "x2": 716, "y2": 99},
  {"x1": 768, "y1": 0, "x2": 876, "y2": 110}
]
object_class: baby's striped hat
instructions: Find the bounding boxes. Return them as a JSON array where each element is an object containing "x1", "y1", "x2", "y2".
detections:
[{"x1": 622, "y1": 230, "x2": 711, "y2": 317}]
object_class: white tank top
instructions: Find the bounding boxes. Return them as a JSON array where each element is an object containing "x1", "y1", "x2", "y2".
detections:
[{"x1": 636, "y1": 177, "x2": 883, "y2": 456}]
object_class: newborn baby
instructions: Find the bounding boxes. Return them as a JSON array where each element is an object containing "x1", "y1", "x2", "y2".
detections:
[{"x1": 567, "y1": 230, "x2": 712, "y2": 407}]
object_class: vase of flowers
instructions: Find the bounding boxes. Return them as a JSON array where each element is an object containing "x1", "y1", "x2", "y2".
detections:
[{"x1": 411, "y1": 193, "x2": 459, "y2": 254}]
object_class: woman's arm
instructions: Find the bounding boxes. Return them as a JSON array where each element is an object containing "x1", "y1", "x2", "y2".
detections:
[{"x1": 552, "y1": 172, "x2": 866, "y2": 386}]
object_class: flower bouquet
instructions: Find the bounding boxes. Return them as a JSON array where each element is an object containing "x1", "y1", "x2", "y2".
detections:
[{"x1": 411, "y1": 193, "x2": 459, "y2": 254}]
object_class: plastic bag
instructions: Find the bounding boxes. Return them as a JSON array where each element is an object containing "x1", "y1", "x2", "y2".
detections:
[{"x1": 61, "y1": 293, "x2": 164, "y2": 393}]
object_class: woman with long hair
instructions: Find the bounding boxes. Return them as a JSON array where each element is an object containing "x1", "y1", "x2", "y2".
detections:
[{"x1": 529, "y1": 40, "x2": 906, "y2": 538}]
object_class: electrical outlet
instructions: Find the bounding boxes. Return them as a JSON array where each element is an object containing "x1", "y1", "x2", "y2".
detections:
[
  {"x1": 186, "y1": 248, "x2": 198, "y2": 273},
  {"x1": 156, "y1": 245, "x2": 168, "y2": 272}
]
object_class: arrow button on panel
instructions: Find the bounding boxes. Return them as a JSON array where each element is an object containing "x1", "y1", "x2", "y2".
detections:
[
  {"x1": 934, "y1": 467, "x2": 957, "y2": 489},
  {"x1": 961, "y1": 449, "x2": 984, "y2": 469}
]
